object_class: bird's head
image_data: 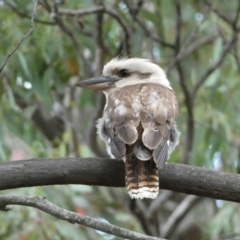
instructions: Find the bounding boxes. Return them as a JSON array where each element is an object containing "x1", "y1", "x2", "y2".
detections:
[{"x1": 75, "y1": 58, "x2": 171, "y2": 93}]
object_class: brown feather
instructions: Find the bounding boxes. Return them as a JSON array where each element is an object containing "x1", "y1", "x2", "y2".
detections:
[{"x1": 102, "y1": 83, "x2": 178, "y2": 198}]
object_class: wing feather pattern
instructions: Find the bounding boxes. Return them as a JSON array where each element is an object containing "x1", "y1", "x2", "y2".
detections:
[
  {"x1": 109, "y1": 139, "x2": 125, "y2": 159},
  {"x1": 98, "y1": 83, "x2": 178, "y2": 199},
  {"x1": 117, "y1": 126, "x2": 138, "y2": 144},
  {"x1": 153, "y1": 142, "x2": 168, "y2": 168},
  {"x1": 140, "y1": 84, "x2": 178, "y2": 167},
  {"x1": 102, "y1": 85, "x2": 141, "y2": 159},
  {"x1": 100, "y1": 83, "x2": 178, "y2": 164}
]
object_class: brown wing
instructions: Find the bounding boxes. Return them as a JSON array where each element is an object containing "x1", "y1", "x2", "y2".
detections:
[
  {"x1": 97, "y1": 118, "x2": 126, "y2": 159},
  {"x1": 103, "y1": 83, "x2": 178, "y2": 165},
  {"x1": 140, "y1": 84, "x2": 178, "y2": 167}
]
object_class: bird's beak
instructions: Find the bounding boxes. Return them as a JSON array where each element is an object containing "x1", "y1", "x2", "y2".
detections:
[{"x1": 74, "y1": 75, "x2": 120, "y2": 90}]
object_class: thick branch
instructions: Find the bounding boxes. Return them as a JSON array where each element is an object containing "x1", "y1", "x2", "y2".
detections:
[
  {"x1": 1, "y1": 158, "x2": 240, "y2": 203},
  {"x1": 0, "y1": 195, "x2": 164, "y2": 240}
]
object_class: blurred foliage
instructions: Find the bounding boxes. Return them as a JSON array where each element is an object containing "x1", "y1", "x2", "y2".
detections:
[{"x1": 0, "y1": 0, "x2": 240, "y2": 239}]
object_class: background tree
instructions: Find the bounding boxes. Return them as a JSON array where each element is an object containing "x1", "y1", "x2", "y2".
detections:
[{"x1": 0, "y1": 0, "x2": 240, "y2": 239}]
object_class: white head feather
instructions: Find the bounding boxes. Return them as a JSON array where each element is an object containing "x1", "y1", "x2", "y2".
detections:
[{"x1": 102, "y1": 58, "x2": 172, "y2": 90}]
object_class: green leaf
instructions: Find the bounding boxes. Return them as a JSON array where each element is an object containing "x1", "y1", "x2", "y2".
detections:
[{"x1": 17, "y1": 52, "x2": 31, "y2": 79}]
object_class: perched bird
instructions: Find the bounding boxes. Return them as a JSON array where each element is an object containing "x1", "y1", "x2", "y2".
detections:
[{"x1": 75, "y1": 58, "x2": 179, "y2": 199}]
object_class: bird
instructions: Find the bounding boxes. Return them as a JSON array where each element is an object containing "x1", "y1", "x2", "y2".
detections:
[{"x1": 75, "y1": 58, "x2": 179, "y2": 199}]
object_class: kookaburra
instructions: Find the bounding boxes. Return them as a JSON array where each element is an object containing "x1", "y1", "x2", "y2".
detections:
[{"x1": 75, "y1": 58, "x2": 179, "y2": 199}]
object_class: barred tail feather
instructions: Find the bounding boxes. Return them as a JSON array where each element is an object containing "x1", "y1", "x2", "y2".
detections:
[{"x1": 125, "y1": 156, "x2": 159, "y2": 199}]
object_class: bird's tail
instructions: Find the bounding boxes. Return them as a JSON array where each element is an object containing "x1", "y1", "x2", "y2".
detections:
[{"x1": 125, "y1": 156, "x2": 159, "y2": 199}]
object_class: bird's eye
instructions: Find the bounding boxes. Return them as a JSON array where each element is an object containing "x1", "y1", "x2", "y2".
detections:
[{"x1": 118, "y1": 69, "x2": 131, "y2": 78}]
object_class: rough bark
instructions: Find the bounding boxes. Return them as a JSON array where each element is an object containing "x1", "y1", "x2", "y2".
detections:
[{"x1": 1, "y1": 158, "x2": 240, "y2": 203}]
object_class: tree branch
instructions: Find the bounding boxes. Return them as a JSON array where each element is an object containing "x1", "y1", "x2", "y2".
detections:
[
  {"x1": 86, "y1": 0, "x2": 108, "y2": 158},
  {"x1": 161, "y1": 195, "x2": 201, "y2": 238},
  {"x1": 203, "y1": 0, "x2": 233, "y2": 26},
  {"x1": 128, "y1": 14, "x2": 175, "y2": 50},
  {"x1": 231, "y1": 42, "x2": 240, "y2": 75},
  {"x1": 167, "y1": 19, "x2": 215, "y2": 74},
  {"x1": 0, "y1": 195, "x2": 164, "y2": 240},
  {"x1": 191, "y1": 35, "x2": 237, "y2": 99},
  {"x1": 0, "y1": 0, "x2": 39, "y2": 75},
  {"x1": 13, "y1": 92, "x2": 65, "y2": 142},
  {"x1": 104, "y1": 8, "x2": 131, "y2": 55},
  {"x1": 58, "y1": 6, "x2": 104, "y2": 16},
  {"x1": 4, "y1": 1, "x2": 55, "y2": 25},
  {"x1": 1, "y1": 158, "x2": 240, "y2": 203},
  {"x1": 173, "y1": 0, "x2": 194, "y2": 164},
  {"x1": 130, "y1": 199, "x2": 157, "y2": 236},
  {"x1": 147, "y1": 191, "x2": 174, "y2": 219},
  {"x1": 41, "y1": 1, "x2": 93, "y2": 77}
]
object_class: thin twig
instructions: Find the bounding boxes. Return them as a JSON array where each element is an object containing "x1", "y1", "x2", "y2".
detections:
[
  {"x1": 147, "y1": 191, "x2": 174, "y2": 219},
  {"x1": 167, "y1": 9, "x2": 210, "y2": 73},
  {"x1": 13, "y1": 92, "x2": 65, "y2": 142},
  {"x1": 123, "y1": 0, "x2": 144, "y2": 18},
  {"x1": 55, "y1": 5, "x2": 132, "y2": 55},
  {"x1": 124, "y1": 1, "x2": 175, "y2": 49},
  {"x1": 174, "y1": 0, "x2": 181, "y2": 49},
  {"x1": 233, "y1": 0, "x2": 240, "y2": 29},
  {"x1": 104, "y1": 8, "x2": 131, "y2": 55},
  {"x1": 87, "y1": 0, "x2": 108, "y2": 157},
  {"x1": 224, "y1": 77, "x2": 240, "y2": 114},
  {"x1": 167, "y1": 33, "x2": 218, "y2": 73},
  {"x1": 4, "y1": 1, "x2": 55, "y2": 25},
  {"x1": 133, "y1": 17, "x2": 175, "y2": 49},
  {"x1": 173, "y1": 0, "x2": 194, "y2": 164},
  {"x1": 191, "y1": 35, "x2": 237, "y2": 99},
  {"x1": 58, "y1": 6, "x2": 104, "y2": 16},
  {"x1": 88, "y1": 92, "x2": 108, "y2": 157},
  {"x1": 205, "y1": 0, "x2": 240, "y2": 32},
  {"x1": 94, "y1": 0, "x2": 105, "y2": 74},
  {"x1": 46, "y1": 2, "x2": 93, "y2": 77},
  {"x1": 177, "y1": 62, "x2": 194, "y2": 165},
  {"x1": 0, "y1": 0, "x2": 39, "y2": 75},
  {"x1": 129, "y1": 199, "x2": 157, "y2": 236},
  {"x1": 161, "y1": 195, "x2": 201, "y2": 238},
  {"x1": 0, "y1": 195, "x2": 165, "y2": 240},
  {"x1": 203, "y1": 0, "x2": 233, "y2": 26},
  {"x1": 232, "y1": 44, "x2": 240, "y2": 74},
  {"x1": 65, "y1": 17, "x2": 94, "y2": 37}
]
